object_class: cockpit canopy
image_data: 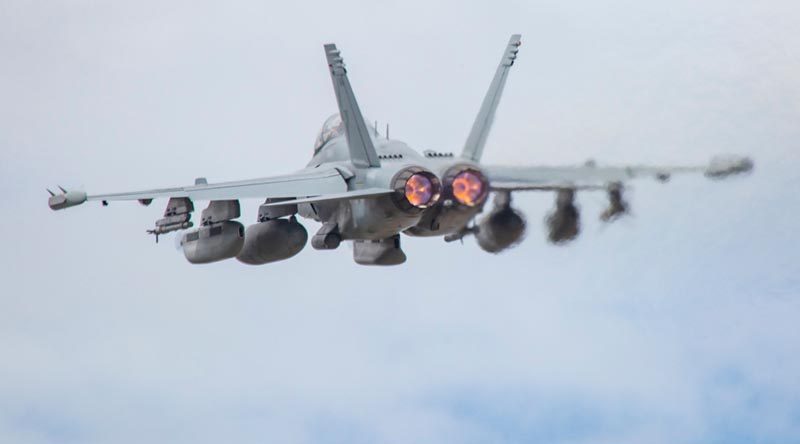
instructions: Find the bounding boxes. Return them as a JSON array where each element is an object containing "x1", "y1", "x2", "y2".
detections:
[{"x1": 314, "y1": 113, "x2": 379, "y2": 154}]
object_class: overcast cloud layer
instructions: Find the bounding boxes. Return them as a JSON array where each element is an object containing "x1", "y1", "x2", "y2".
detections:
[{"x1": 1, "y1": 0, "x2": 799, "y2": 443}]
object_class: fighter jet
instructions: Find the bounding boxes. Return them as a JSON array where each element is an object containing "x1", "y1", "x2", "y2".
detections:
[{"x1": 47, "y1": 35, "x2": 753, "y2": 266}]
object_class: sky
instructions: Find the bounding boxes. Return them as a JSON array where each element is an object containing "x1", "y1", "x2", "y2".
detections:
[{"x1": 1, "y1": 0, "x2": 799, "y2": 443}]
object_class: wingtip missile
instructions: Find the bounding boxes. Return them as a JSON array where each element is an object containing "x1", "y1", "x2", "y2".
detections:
[
  {"x1": 705, "y1": 155, "x2": 754, "y2": 179},
  {"x1": 47, "y1": 187, "x2": 87, "y2": 211}
]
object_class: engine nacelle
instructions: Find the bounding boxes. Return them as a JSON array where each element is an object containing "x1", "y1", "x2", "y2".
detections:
[
  {"x1": 236, "y1": 218, "x2": 308, "y2": 265},
  {"x1": 546, "y1": 189, "x2": 580, "y2": 244},
  {"x1": 181, "y1": 220, "x2": 245, "y2": 264},
  {"x1": 475, "y1": 193, "x2": 526, "y2": 253}
]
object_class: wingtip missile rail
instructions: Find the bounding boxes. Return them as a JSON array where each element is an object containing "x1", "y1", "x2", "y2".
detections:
[
  {"x1": 47, "y1": 187, "x2": 87, "y2": 211},
  {"x1": 705, "y1": 155, "x2": 754, "y2": 179}
]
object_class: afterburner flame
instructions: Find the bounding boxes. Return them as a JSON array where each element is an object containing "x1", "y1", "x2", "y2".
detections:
[
  {"x1": 452, "y1": 170, "x2": 486, "y2": 206},
  {"x1": 405, "y1": 174, "x2": 435, "y2": 208}
]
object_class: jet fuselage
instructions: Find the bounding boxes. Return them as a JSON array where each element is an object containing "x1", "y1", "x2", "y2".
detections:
[{"x1": 302, "y1": 128, "x2": 485, "y2": 240}]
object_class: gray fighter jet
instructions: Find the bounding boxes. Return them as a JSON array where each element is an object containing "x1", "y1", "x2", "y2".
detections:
[{"x1": 48, "y1": 35, "x2": 753, "y2": 266}]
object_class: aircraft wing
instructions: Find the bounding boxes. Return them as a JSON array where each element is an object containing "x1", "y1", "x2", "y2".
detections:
[
  {"x1": 47, "y1": 167, "x2": 354, "y2": 210},
  {"x1": 485, "y1": 155, "x2": 754, "y2": 191}
]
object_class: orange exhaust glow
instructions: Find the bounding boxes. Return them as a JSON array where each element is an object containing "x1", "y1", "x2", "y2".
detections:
[
  {"x1": 452, "y1": 171, "x2": 485, "y2": 206},
  {"x1": 405, "y1": 174, "x2": 435, "y2": 208}
]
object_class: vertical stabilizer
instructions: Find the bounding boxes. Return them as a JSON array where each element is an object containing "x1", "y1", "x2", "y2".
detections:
[
  {"x1": 461, "y1": 34, "x2": 522, "y2": 162},
  {"x1": 324, "y1": 44, "x2": 381, "y2": 168}
]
